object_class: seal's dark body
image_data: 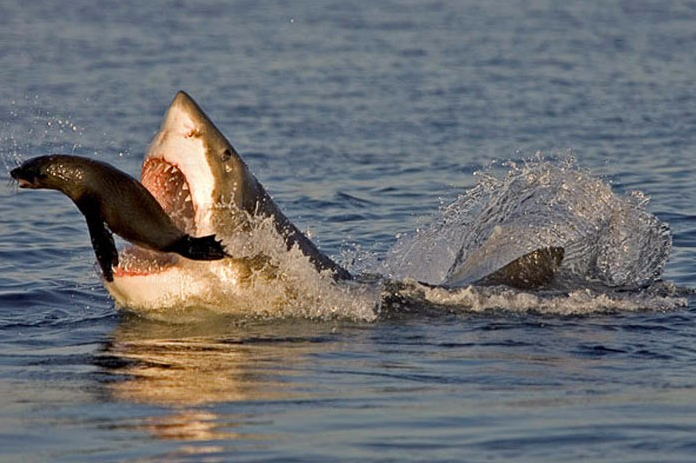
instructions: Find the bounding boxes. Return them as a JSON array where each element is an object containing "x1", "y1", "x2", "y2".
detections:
[{"x1": 11, "y1": 155, "x2": 225, "y2": 281}]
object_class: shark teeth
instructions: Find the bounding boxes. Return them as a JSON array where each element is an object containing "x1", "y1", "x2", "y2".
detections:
[
  {"x1": 141, "y1": 158, "x2": 195, "y2": 234},
  {"x1": 115, "y1": 158, "x2": 195, "y2": 276},
  {"x1": 114, "y1": 246, "x2": 177, "y2": 276}
]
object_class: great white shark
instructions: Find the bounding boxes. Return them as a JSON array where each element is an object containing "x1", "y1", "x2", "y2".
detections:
[
  {"x1": 105, "y1": 91, "x2": 357, "y2": 311},
  {"x1": 17, "y1": 91, "x2": 563, "y2": 313}
]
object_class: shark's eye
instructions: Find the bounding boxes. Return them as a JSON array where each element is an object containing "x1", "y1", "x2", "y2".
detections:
[{"x1": 221, "y1": 149, "x2": 233, "y2": 161}]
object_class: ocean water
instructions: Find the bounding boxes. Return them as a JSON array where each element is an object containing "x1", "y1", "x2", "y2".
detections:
[{"x1": 2, "y1": 0, "x2": 696, "y2": 461}]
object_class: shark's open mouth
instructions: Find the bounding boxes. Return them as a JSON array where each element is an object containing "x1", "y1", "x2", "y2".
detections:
[
  {"x1": 113, "y1": 158, "x2": 196, "y2": 278},
  {"x1": 141, "y1": 158, "x2": 196, "y2": 234}
]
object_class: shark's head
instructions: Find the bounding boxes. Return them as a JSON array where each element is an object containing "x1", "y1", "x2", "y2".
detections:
[
  {"x1": 106, "y1": 92, "x2": 264, "y2": 311},
  {"x1": 105, "y1": 91, "x2": 350, "y2": 314},
  {"x1": 140, "y1": 91, "x2": 262, "y2": 237}
]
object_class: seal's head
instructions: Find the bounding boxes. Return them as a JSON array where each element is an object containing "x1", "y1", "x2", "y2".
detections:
[
  {"x1": 11, "y1": 157, "x2": 51, "y2": 189},
  {"x1": 11, "y1": 155, "x2": 88, "y2": 197}
]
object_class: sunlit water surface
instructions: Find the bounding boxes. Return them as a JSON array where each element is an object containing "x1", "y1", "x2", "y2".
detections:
[{"x1": 2, "y1": 1, "x2": 696, "y2": 462}]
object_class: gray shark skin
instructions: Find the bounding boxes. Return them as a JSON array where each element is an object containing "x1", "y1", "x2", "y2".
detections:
[
  {"x1": 156, "y1": 92, "x2": 561, "y2": 291},
  {"x1": 140, "y1": 91, "x2": 351, "y2": 281}
]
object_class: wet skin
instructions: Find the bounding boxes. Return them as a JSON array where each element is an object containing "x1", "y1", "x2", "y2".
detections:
[{"x1": 11, "y1": 155, "x2": 227, "y2": 281}]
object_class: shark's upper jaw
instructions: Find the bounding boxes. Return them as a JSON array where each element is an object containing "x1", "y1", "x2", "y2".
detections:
[
  {"x1": 142, "y1": 91, "x2": 232, "y2": 236},
  {"x1": 140, "y1": 158, "x2": 196, "y2": 233},
  {"x1": 111, "y1": 91, "x2": 253, "y2": 281},
  {"x1": 112, "y1": 93, "x2": 220, "y2": 279}
]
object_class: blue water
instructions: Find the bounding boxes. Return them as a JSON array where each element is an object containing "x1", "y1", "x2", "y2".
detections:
[{"x1": 2, "y1": 0, "x2": 696, "y2": 461}]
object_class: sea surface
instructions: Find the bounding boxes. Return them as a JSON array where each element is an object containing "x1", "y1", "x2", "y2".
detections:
[{"x1": 2, "y1": 1, "x2": 696, "y2": 462}]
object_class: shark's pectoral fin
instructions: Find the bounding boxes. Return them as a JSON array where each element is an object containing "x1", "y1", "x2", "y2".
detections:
[
  {"x1": 82, "y1": 208, "x2": 119, "y2": 282},
  {"x1": 474, "y1": 246, "x2": 565, "y2": 290}
]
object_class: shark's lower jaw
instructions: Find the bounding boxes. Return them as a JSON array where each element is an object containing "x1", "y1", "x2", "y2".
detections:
[
  {"x1": 105, "y1": 262, "x2": 211, "y2": 312},
  {"x1": 107, "y1": 158, "x2": 206, "y2": 310},
  {"x1": 113, "y1": 247, "x2": 178, "y2": 278}
]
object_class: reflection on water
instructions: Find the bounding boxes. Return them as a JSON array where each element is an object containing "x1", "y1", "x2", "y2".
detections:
[{"x1": 98, "y1": 315, "x2": 345, "y2": 447}]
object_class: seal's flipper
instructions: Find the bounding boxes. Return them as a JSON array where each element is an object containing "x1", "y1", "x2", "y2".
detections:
[
  {"x1": 164, "y1": 234, "x2": 228, "y2": 260},
  {"x1": 82, "y1": 209, "x2": 119, "y2": 282},
  {"x1": 474, "y1": 246, "x2": 564, "y2": 290}
]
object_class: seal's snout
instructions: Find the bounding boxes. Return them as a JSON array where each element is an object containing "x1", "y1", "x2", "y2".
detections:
[
  {"x1": 10, "y1": 166, "x2": 20, "y2": 179},
  {"x1": 10, "y1": 165, "x2": 37, "y2": 188}
]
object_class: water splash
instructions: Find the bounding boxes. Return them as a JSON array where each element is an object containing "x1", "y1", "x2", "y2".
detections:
[
  {"x1": 382, "y1": 157, "x2": 671, "y2": 288},
  {"x1": 116, "y1": 208, "x2": 381, "y2": 322},
  {"x1": 119, "y1": 157, "x2": 683, "y2": 320},
  {"x1": 383, "y1": 279, "x2": 686, "y2": 316},
  {"x1": 376, "y1": 157, "x2": 681, "y2": 314},
  {"x1": 0, "y1": 99, "x2": 86, "y2": 173}
]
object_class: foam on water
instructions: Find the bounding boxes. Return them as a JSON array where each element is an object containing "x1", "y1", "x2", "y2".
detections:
[
  {"x1": 112, "y1": 208, "x2": 382, "y2": 322},
  {"x1": 216, "y1": 214, "x2": 382, "y2": 322},
  {"x1": 183, "y1": 157, "x2": 683, "y2": 319},
  {"x1": 384, "y1": 279, "x2": 686, "y2": 316}
]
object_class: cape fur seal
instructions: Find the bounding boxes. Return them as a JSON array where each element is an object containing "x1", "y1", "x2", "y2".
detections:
[{"x1": 11, "y1": 154, "x2": 227, "y2": 281}]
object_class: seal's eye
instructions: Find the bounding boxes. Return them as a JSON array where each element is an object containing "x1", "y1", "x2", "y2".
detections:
[
  {"x1": 30, "y1": 167, "x2": 48, "y2": 180},
  {"x1": 221, "y1": 149, "x2": 233, "y2": 161}
]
